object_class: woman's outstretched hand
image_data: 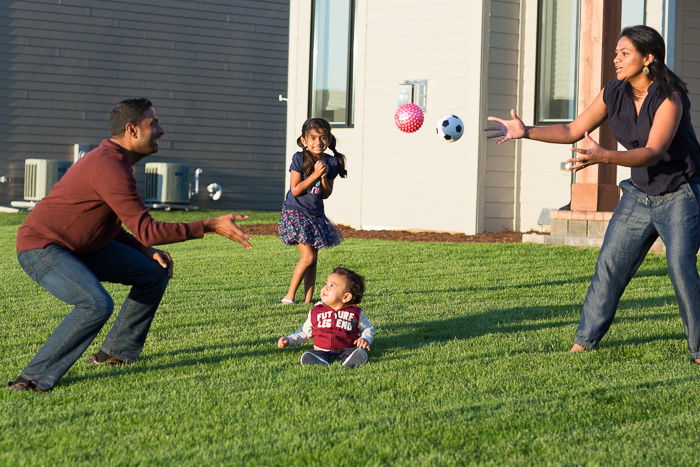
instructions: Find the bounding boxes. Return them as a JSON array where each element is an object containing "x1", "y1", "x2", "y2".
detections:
[
  {"x1": 567, "y1": 131, "x2": 608, "y2": 171},
  {"x1": 485, "y1": 109, "x2": 527, "y2": 144}
]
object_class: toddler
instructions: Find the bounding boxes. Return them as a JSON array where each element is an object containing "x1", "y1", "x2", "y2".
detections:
[{"x1": 277, "y1": 267, "x2": 374, "y2": 367}]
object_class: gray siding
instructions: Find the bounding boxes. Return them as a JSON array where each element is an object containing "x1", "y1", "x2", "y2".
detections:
[
  {"x1": 0, "y1": 0, "x2": 289, "y2": 210},
  {"x1": 677, "y1": 0, "x2": 700, "y2": 136}
]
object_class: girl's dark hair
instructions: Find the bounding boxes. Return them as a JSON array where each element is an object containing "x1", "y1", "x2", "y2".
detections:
[
  {"x1": 109, "y1": 98, "x2": 153, "y2": 136},
  {"x1": 619, "y1": 25, "x2": 688, "y2": 99},
  {"x1": 296, "y1": 118, "x2": 347, "y2": 178},
  {"x1": 332, "y1": 266, "x2": 365, "y2": 305}
]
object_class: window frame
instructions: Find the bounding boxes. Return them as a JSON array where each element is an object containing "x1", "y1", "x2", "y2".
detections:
[
  {"x1": 534, "y1": 0, "x2": 580, "y2": 125},
  {"x1": 308, "y1": 0, "x2": 355, "y2": 128}
]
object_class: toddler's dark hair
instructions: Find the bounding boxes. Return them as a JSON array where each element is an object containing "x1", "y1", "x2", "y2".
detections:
[{"x1": 332, "y1": 266, "x2": 365, "y2": 305}]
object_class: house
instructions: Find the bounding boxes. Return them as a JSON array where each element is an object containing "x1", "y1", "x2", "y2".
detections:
[
  {"x1": 0, "y1": 0, "x2": 290, "y2": 211},
  {"x1": 285, "y1": 0, "x2": 700, "y2": 234}
]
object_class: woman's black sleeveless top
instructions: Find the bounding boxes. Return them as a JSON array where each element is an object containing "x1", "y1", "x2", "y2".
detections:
[{"x1": 603, "y1": 79, "x2": 700, "y2": 195}]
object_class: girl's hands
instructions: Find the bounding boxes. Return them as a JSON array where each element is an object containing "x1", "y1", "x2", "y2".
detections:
[
  {"x1": 313, "y1": 160, "x2": 328, "y2": 178},
  {"x1": 567, "y1": 131, "x2": 608, "y2": 171},
  {"x1": 277, "y1": 337, "x2": 289, "y2": 348},
  {"x1": 485, "y1": 109, "x2": 527, "y2": 144}
]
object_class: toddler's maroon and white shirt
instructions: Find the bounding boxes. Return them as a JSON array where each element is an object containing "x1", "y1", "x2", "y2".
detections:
[{"x1": 285, "y1": 302, "x2": 374, "y2": 351}]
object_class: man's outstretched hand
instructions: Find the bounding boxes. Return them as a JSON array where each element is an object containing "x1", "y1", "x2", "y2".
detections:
[{"x1": 203, "y1": 214, "x2": 253, "y2": 249}]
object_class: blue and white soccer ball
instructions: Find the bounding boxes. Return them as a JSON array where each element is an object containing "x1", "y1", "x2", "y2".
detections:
[{"x1": 435, "y1": 115, "x2": 464, "y2": 142}]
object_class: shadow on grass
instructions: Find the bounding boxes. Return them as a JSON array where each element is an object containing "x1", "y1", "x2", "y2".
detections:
[
  {"x1": 56, "y1": 270, "x2": 677, "y2": 386},
  {"x1": 603, "y1": 332, "x2": 687, "y2": 348},
  {"x1": 374, "y1": 293, "x2": 680, "y2": 360},
  {"x1": 633, "y1": 267, "x2": 670, "y2": 278},
  {"x1": 142, "y1": 339, "x2": 272, "y2": 360},
  {"x1": 386, "y1": 269, "x2": 671, "y2": 297},
  {"x1": 60, "y1": 338, "x2": 274, "y2": 387}
]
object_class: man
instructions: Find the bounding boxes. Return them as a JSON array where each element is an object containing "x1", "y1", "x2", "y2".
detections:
[{"x1": 7, "y1": 98, "x2": 253, "y2": 392}]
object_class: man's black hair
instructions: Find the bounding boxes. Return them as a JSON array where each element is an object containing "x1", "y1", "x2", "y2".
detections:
[{"x1": 109, "y1": 98, "x2": 153, "y2": 136}]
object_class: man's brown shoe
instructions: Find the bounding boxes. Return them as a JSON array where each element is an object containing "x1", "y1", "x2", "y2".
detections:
[
  {"x1": 6, "y1": 378, "x2": 48, "y2": 392},
  {"x1": 89, "y1": 351, "x2": 127, "y2": 365}
]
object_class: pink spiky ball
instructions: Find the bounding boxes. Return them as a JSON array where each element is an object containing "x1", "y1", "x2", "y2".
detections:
[{"x1": 394, "y1": 103, "x2": 424, "y2": 133}]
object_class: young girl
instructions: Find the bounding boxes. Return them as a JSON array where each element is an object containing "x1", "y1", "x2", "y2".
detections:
[{"x1": 278, "y1": 118, "x2": 347, "y2": 304}]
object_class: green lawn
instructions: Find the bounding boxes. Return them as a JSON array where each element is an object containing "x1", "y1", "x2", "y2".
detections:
[
  {"x1": 1, "y1": 211, "x2": 698, "y2": 464},
  {"x1": 0, "y1": 209, "x2": 280, "y2": 227}
]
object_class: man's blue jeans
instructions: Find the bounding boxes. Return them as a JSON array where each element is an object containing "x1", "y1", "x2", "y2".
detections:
[
  {"x1": 574, "y1": 179, "x2": 700, "y2": 359},
  {"x1": 17, "y1": 241, "x2": 169, "y2": 390}
]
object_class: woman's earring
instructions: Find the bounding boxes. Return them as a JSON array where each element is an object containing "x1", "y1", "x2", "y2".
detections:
[{"x1": 642, "y1": 66, "x2": 650, "y2": 75}]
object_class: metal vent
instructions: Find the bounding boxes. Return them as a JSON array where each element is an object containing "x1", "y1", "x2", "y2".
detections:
[
  {"x1": 144, "y1": 163, "x2": 190, "y2": 204},
  {"x1": 23, "y1": 159, "x2": 72, "y2": 201}
]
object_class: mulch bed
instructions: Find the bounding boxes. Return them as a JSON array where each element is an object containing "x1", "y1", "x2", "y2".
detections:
[{"x1": 242, "y1": 223, "x2": 529, "y2": 243}]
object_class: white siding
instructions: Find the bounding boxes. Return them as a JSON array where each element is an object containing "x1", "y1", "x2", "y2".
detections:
[
  {"x1": 287, "y1": 0, "x2": 489, "y2": 234},
  {"x1": 0, "y1": 0, "x2": 289, "y2": 210},
  {"x1": 355, "y1": 1, "x2": 486, "y2": 233},
  {"x1": 484, "y1": 0, "x2": 520, "y2": 232},
  {"x1": 286, "y1": 0, "x2": 700, "y2": 235},
  {"x1": 515, "y1": 0, "x2": 573, "y2": 232}
]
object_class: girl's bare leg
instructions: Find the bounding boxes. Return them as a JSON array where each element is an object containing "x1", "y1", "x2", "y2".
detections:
[
  {"x1": 302, "y1": 247, "x2": 318, "y2": 303},
  {"x1": 283, "y1": 243, "x2": 317, "y2": 303}
]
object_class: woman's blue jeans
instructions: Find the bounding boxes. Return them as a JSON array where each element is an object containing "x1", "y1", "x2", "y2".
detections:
[
  {"x1": 16, "y1": 241, "x2": 170, "y2": 390},
  {"x1": 574, "y1": 179, "x2": 700, "y2": 359}
]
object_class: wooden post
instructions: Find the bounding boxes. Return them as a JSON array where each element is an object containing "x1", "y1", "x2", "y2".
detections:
[{"x1": 570, "y1": 0, "x2": 622, "y2": 212}]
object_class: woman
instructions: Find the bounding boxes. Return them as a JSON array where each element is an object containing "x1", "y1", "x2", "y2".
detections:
[{"x1": 486, "y1": 25, "x2": 700, "y2": 363}]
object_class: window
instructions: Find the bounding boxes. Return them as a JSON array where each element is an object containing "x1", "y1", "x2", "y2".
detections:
[
  {"x1": 621, "y1": 0, "x2": 646, "y2": 28},
  {"x1": 309, "y1": 0, "x2": 354, "y2": 127},
  {"x1": 535, "y1": 0, "x2": 580, "y2": 124}
]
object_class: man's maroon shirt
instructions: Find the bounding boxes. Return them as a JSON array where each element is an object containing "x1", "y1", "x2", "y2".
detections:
[{"x1": 17, "y1": 139, "x2": 204, "y2": 255}]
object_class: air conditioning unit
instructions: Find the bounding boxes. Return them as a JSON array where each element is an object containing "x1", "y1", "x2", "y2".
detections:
[
  {"x1": 24, "y1": 158, "x2": 72, "y2": 201},
  {"x1": 144, "y1": 162, "x2": 190, "y2": 204}
]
